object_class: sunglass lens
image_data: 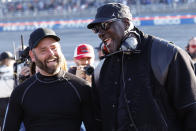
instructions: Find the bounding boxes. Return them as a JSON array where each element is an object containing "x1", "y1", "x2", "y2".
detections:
[
  {"x1": 101, "y1": 22, "x2": 110, "y2": 30},
  {"x1": 92, "y1": 27, "x2": 98, "y2": 33},
  {"x1": 91, "y1": 21, "x2": 113, "y2": 33},
  {"x1": 191, "y1": 45, "x2": 196, "y2": 48}
]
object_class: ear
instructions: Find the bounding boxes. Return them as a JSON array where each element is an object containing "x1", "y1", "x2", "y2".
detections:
[
  {"x1": 29, "y1": 50, "x2": 35, "y2": 62},
  {"x1": 123, "y1": 18, "x2": 134, "y2": 31},
  {"x1": 122, "y1": 18, "x2": 130, "y2": 30}
]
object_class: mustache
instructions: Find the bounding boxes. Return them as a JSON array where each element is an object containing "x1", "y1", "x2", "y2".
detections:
[{"x1": 46, "y1": 56, "x2": 58, "y2": 60}]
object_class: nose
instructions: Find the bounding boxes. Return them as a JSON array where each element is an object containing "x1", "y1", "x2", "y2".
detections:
[
  {"x1": 48, "y1": 48, "x2": 55, "y2": 56},
  {"x1": 81, "y1": 59, "x2": 90, "y2": 66},
  {"x1": 81, "y1": 60, "x2": 88, "y2": 65},
  {"x1": 85, "y1": 59, "x2": 90, "y2": 65},
  {"x1": 98, "y1": 30, "x2": 105, "y2": 40}
]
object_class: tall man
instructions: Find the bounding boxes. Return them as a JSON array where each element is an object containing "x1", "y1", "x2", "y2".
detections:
[
  {"x1": 87, "y1": 3, "x2": 196, "y2": 131},
  {"x1": 2, "y1": 28, "x2": 94, "y2": 131}
]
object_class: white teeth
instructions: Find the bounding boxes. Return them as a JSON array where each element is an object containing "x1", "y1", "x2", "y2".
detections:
[
  {"x1": 103, "y1": 39, "x2": 110, "y2": 46},
  {"x1": 103, "y1": 38, "x2": 111, "y2": 46},
  {"x1": 104, "y1": 39, "x2": 109, "y2": 42},
  {"x1": 47, "y1": 59, "x2": 56, "y2": 62}
]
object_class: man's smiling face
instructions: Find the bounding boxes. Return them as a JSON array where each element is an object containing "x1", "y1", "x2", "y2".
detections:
[
  {"x1": 92, "y1": 19, "x2": 126, "y2": 53},
  {"x1": 29, "y1": 37, "x2": 63, "y2": 76}
]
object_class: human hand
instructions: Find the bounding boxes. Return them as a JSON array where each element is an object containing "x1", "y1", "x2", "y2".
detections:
[
  {"x1": 76, "y1": 66, "x2": 86, "y2": 80},
  {"x1": 76, "y1": 66, "x2": 92, "y2": 84},
  {"x1": 20, "y1": 66, "x2": 30, "y2": 77}
]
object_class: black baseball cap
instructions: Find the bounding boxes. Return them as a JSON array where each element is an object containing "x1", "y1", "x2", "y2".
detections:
[
  {"x1": 29, "y1": 28, "x2": 60, "y2": 50},
  {"x1": 0, "y1": 51, "x2": 14, "y2": 61},
  {"x1": 87, "y1": 3, "x2": 132, "y2": 29}
]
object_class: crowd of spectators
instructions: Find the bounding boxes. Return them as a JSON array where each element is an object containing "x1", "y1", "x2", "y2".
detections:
[{"x1": 0, "y1": 0, "x2": 196, "y2": 18}]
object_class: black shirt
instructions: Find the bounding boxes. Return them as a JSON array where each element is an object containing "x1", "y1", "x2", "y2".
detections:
[{"x1": 2, "y1": 70, "x2": 94, "y2": 131}]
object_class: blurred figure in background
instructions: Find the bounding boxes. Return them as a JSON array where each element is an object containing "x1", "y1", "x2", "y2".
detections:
[
  {"x1": 68, "y1": 43, "x2": 95, "y2": 84},
  {"x1": 0, "y1": 51, "x2": 15, "y2": 130},
  {"x1": 13, "y1": 46, "x2": 31, "y2": 87},
  {"x1": 186, "y1": 37, "x2": 196, "y2": 74}
]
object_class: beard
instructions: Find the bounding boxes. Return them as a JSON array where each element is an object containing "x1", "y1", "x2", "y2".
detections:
[
  {"x1": 34, "y1": 53, "x2": 62, "y2": 75},
  {"x1": 189, "y1": 52, "x2": 196, "y2": 59}
]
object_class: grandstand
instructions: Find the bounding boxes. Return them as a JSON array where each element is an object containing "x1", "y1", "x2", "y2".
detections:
[{"x1": 0, "y1": 0, "x2": 196, "y2": 21}]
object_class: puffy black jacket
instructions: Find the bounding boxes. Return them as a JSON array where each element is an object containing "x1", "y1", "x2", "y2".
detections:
[{"x1": 92, "y1": 28, "x2": 196, "y2": 131}]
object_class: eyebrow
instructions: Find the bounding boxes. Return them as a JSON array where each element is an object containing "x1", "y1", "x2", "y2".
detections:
[
  {"x1": 40, "y1": 47, "x2": 46, "y2": 50},
  {"x1": 51, "y1": 42, "x2": 60, "y2": 47}
]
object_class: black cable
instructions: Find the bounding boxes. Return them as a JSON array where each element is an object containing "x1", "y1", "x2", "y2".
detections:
[{"x1": 121, "y1": 52, "x2": 138, "y2": 131}]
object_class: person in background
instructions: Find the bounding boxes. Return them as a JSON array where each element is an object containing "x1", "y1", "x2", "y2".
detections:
[
  {"x1": 88, "y1": 3, "x2": 196, "y2": 131},
  {"x1": 68, "y1": 43, "x2": 95, "y2": 131},
  {"x1": 95, "y1": 42, "x2": 104, "y2": 60},
  {"x1": 68, "y1": 43, "x2": 95, "y2": 84},
  {"x1": 2, "y1": 28, "x2": 94, "y2": 131},
  {"x1": 69, "y1": 43, "x2": 95, "y2": 131},
  {"x1": 186, "y1": 37, "x2": 196, "y2": 74},
  {"x1": 0, "y1": 51, "x2": 15, "y2": 130}
]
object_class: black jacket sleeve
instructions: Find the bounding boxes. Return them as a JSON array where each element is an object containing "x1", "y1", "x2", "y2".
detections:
[{"x1": 166, "y1": 48, "x2": 196, "y2": 131}]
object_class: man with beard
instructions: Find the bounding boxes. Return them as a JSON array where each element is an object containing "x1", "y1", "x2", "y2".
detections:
[
  {"x1": 186, "y1": 37, "x2": 196, "y2": 74},
  {"x1": 87, "y1": 3, "x2": 196, "y2": 131},
  {"x1": 2, "y1": 28, "x2": 94, "y2": 131}
]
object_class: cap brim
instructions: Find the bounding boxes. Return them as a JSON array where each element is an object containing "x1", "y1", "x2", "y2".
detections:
[
  {"x1": 32, "y1": 35, "x2": 60, "y2": 49},
  {"x1": 75, "y1": 54, "x2": 93, "y2": 60},
  {"x1": 87, "y1": 18, "x2": 117, "y2": 29}
]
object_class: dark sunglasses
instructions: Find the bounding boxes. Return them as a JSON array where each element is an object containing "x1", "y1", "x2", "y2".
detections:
[
  {"x1": 190, "y1": 45, "x2": 196, "y2": 49},
  {"x1": 92, "y1": 19, "x2": 120, "y2": 34}
]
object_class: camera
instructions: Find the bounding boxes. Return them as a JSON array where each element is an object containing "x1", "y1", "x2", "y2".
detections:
[
  {"x1": 83, "y1": 65, "x2": 94, "y2": 75},
  {"x1": 16, "y1": 47, "x2": 30, "y2": 65}
]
